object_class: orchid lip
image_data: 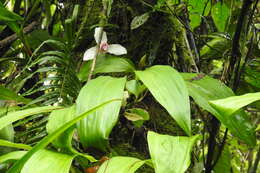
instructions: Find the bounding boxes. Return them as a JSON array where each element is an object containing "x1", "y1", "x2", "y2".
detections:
[{"x1": 100, "y1": 43, "x2": 109, "y2": 52}]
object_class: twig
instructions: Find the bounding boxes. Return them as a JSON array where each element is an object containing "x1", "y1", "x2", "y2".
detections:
[
  {"x1": 0, "y1": 21, "x2": 38, "y2": 49},
  {"x1": 165, "y1": 2, "x2": 223, "y2": 55}
]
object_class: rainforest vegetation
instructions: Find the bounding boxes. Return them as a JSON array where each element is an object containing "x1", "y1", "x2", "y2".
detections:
[{"x1": 0, "y1": 0, "x2": 259, "y2": 173}]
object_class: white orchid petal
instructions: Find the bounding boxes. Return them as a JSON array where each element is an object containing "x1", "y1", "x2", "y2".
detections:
[
  {"x1": 94, "y1": 27, "x2": 107, "y2": 44},
  {"x1": 107, "y1": 44, "x2": 127, "y2": 55},
  {"x1": 83, "y1": 46, "x2": 97, "y2": 61}
]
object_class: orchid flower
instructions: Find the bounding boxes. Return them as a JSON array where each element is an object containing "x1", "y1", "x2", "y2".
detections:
[{"x1": 83, "y1": 27, "x2": 127, "y2": 61}]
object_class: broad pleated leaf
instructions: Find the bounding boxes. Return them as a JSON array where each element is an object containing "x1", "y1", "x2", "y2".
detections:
[
  {"x1": 76, "y1": 76, "x2": 126, "y2": 150},
  {"x1": 94, "y1": 56, "x2": 135, "y2": 74},
  {"x1": 21, "y1": 149, "x2": 74, "y2": 173},
  {"x1": 147, "y1": 131, "x2": 199, "y2": 173},
  {"x1": 209, "y1": 92, "x2": 260, "y2": 117},
  {"x1": 46, "y1": 106, "x2": 96, "y2": 162},
  {"x1": 97, "y1": 157, "x2": 145, "y2": 173},
  {"x1": 7, "y1": 99, "x2": 119, "y2": 173},
  {"x1": 182, "y1": 73, "x2": 256, "y2": 146},
  {"x1": 0, "y1": 106, "x2": 61, "y2": 131},
  {"x1": 0, "y1": 151, "x2": 27, "y2": 163},
  {"x1": 78, "y1": 56, "x2": 135, "y2": 81},
  {"x1": 135, "y1": 65, "x2": 191, "y2": 135},
  {"x1": 46, "y1": 106, "x2": 76, "y2": 150}
]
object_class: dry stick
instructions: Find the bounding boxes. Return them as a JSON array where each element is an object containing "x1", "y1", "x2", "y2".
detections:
[{"x1": 0, "y1": 21, "x2": 38, "y2": 49}]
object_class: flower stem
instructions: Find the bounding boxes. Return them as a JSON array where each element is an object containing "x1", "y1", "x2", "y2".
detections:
[{"x1": 87, "y1": 2, "x2": 108, "y2": 82}]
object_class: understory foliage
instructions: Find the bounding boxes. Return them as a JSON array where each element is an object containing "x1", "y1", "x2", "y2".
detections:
[{"x1": 0, "y1": 0, "x2": 259, "y2": 173}]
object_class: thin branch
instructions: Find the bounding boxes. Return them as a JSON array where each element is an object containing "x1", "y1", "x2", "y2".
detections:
[
  {"x1": 165, "y1": 2, "x2": 223, "y2": 57},
  {"x1": 0, "y1": 21, "x2": 38, "y2": 49}
]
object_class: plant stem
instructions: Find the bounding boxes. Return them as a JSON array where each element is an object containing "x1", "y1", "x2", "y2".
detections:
[
  {"x1": 205, "y1": 116, "x2": 220, "y2": 173},
  {"x1": 87, "y1": 2, "x2": 108, "y2": 81},
  {"x1": 248, "y1": 145, "x2": 260, "y2": 173},
  {"x1": 227, "y1": 0, "x2": 255, "y2": 86},
  {"x1": 73, "y1": 0, "x2": 95, "y2": 49}
]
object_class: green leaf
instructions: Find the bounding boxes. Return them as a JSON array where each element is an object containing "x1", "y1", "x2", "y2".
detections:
[
  {"x1": 21, "y1": 149, "x2": 74, "y2": 173},
  {"x1": 147, "y1": 131, "x2": 199, "y2": 173},
  {"x1": 0, "y1": 86, "x2": 31, "y2": 104},
  {"x1": 0, "y1": 123, "x2": 14, "y2": 142},
  {"x1": 256, "y1": 124, "x2": 260, "y2": 131},
  {"x1": 135, "y1": 65, "x2": 191, "y2": 135},
  {"x1": 211, "y1": 2, "x2": 230, "y2": 32},
  {"x1": 76, "y1": 76, "x2": 126, "y2": 150},
  {"x1": 0, "y1": 107, "x2": 20, "y2": 144},
  {"x1": 209, "y1": 92, "x2": 260, "y2": 117},
  {"x1": 46, "y1": 105, "x2": 96, "y2": 162},
  {"x1": 7, "y1": 99, "x2": 119, "y2": 173},
  {"x1": 213, "y1": 146, "x2": 231, "y2": 173},
  {"x1": 200, "y1": 37, "x2": 229, "y2": 58},
  {"x1": 131, "y1": 13, "x2": 150, "y2": 30},
  {"x1": 97, "y1": 157, "x2": 145, "y2": 173},
  {"x1": 0, "y1": 151, "x2": 27, "y2": 163},
  {"x1": 78, "y1": 55, "x2": 135, "y2": 81},
  {"x1": 182, "y1": 73, "x2": 256, "y2": 146},
  {"x1": 0, "y1": 5, "x2": 23, "y2": 22},
  {"x1": 46, "y1": 106, "x2": 76, "y2": 150},
  {"x1": 0, "y1": 106, "x2": 61, "y2": 131},
  {"x1": 94, "y1": 55, "x2": 135, "y2": 74},
  {"x1": 126, "y1": 80, "x2": 146, "y2": 98},
  {"x1": 188, "y1": 0, "x2": 211, "y2": 29},
  {"x1": 0, "y1": 140, "x2": 32, "y2": 150},
  {"x1": 124, "y1": 108, "x2": 150, "y2": 128}
]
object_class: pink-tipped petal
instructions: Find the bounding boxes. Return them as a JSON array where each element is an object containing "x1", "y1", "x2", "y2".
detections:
[
  {"x1": 94, "y1": 27, "x2": 107, "y2": 44},
  {"x1": 107, "y1": 44, "x2": 127, "y2": 55},
  {"x1": 83, "y1": 46, "x2": 97, "y2": 61}
]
